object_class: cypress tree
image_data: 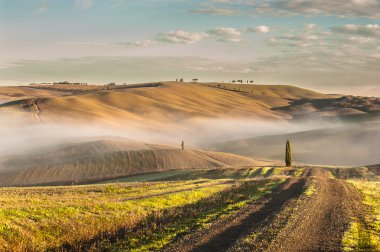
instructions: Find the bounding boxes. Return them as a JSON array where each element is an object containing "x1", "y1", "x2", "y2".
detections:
[
  {"x1": 285, "y1": 140, "x2": 292, "y2": 167},
  {"x1": 181, "y1": 140, "x2": 184, "y2": 150}
]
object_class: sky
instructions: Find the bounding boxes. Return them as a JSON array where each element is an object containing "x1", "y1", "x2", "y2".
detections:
[{"x1": 0, "y1": 0, "x2": 379, "y2": 95}]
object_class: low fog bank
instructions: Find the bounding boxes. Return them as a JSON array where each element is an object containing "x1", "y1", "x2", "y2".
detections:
[
  {"x1": 214, "y1": 121, "x2": 380, "y2": 167},
  {"x1": 0, "y1": 114, "x2": 332, "y2": 157},
  {"x1": 1, "y1": 112, "x2": 378, "y2": 170}
]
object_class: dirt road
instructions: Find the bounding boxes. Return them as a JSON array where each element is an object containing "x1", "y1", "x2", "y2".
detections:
[
  {"x1": 268, "y1": 169, "x2": 364, "y2": 252},
  {"x1": 165, "y1": 168, "x2": 364, "y2": 252},
  {"x1": 164, "y1": 178, "x2": 306, "y2": 252}
]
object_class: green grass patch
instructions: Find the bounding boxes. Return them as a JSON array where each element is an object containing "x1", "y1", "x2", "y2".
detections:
[
  {"x1": 304, "y1": 178, "x2": 316, "y2": 197},
  {"x1": 294, "y1": 168, "x2": 305, "y2": 177},
  {"x1": 101, "y1": 170, "x2": 194, "y2": 183},
  {"x1": 158, "y1": 167, "x2": 298, "y2": 181},
  {"x1": 343, "y1": 180, "x2": 380, "y2": 251},
  {"x1": 342, "y1": 221, "x2": 374, "y2": 251}
]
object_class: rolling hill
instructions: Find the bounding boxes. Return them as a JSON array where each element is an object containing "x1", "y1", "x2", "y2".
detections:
[
  {"x1": 0, "y1": 82, "x2": 338, "y2": 126},
  {"x1": 1, "y1": 82, "x2": 379, "y2": 184},
  {"x1": 0, "y1": 86, "x2": 67, "y2": 104},
  {"x1": 0, "y1": 137, "x2": 277, "y2": 186}
]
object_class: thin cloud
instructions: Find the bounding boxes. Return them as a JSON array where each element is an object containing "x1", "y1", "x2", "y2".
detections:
[
  {"x1": 121, "y1": 40, "x2": 156, "y2": 47},
  {"x1": 274, "y1": 0, "x2": 380, "y2": 19},
  {"x1": 191, "y1": 0, "x2": 380, "y2": 19},
  {"x1": 191, "y1": 8, "x2": 241, "y2": 16},
  {"x1": 157, "y1": 30, "x2": 208, "y2": 44},
  {"x1": 246, "y1": 25, "x2": 270, "y2": 33},
  {"x1": 331, "y1": 24, "x2": 380, "y2": 38},
  {"x1": 305, "y1": 24, "x2": 317, "y2": 31},
  {"x1": 34, "y1": 1, "x2": 48, "y2": 14},
  {"x1": 207, "y1": 27, "x2": 242, "y2": 42}
]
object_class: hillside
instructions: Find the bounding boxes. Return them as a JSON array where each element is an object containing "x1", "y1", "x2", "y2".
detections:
[
  {"x1": 0, "y1": 86, "x2": 67, "y2": 104},
  {"x1": 201, "y1": 83, "x2": 330, "y2": 100},
  {"x1": 0, "y1": 82, "x2": 335, "y2": 126},
  {"x1": 273, "y1": 96, "x2": 380, "y2": 121},
  {"x1": 0, "y1": 137, "x2": 276, "y2": 186}
]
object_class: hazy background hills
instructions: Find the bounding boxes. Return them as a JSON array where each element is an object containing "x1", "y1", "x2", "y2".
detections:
[{"x1": 0, "y1": 82, "x2": 379, "y2": 186}]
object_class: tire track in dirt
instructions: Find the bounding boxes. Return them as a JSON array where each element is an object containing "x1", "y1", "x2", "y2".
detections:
[
  {"x1": 268, "y1": 168, "x2": 365, "y2": 252},
  {"x1": 164, "y1": 177, "x2": 306, "y2": 252},
  {"x1": 165, "y1": 168, "x2": 365, "y2": 252}
]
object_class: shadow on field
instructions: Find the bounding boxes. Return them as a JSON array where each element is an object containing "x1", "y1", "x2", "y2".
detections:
[
  {"x1": 52, "y1": 180, "x2": 275, "y2": 252},
  {"x1": 191, "y1": 178, "x2": 306, "y2": 252}
]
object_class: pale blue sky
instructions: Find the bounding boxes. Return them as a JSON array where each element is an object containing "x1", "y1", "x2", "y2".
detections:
[{"x1": 0, "y1": 0, "x2": 379, "y2": 95}]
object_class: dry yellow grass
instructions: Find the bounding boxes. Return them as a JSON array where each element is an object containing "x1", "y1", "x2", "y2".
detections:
[
  {"x1": 0, "y1": 86, "x2": 66, "y2": 103},
  {"x1": 1, "y1": 82, "x2": 329, "y2": 126},
  {"x1": 202, "y1": 82, "x2": 330, "y2": 100}
]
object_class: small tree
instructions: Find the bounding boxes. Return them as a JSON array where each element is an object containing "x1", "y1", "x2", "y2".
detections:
[
  {"x1": 285, "y1": 140, "x2": 292, "y2": 167},
  {"x1": 181, "y1": 140, "x2": 184, "y2": 150}
]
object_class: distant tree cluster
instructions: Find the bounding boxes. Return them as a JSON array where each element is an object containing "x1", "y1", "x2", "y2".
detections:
[
  {"x1": 54, "y1": 81, "x2": 88, "y2": 85},
  {"x1": 30, "y1": 81, "x2": 88, "y2": 85},
  {"x1": 230, "y1": 80, "x2": 254, "y2": 84}
]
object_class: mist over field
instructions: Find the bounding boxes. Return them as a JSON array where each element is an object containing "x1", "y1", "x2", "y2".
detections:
[
  {"x1": 0, "y1": 114, "x2": 308, "y2": 158},
  {"x1": 214, "y1": 121, "x2": 380, "y2": 166},
  {"x1": 0, "y1": 0, "x2": 379, "y2": 251},
  {"x1": 1, "y1": 109, "x2": 379, "y2": 167}
]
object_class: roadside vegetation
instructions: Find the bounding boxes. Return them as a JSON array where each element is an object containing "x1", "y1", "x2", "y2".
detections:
[
  {"x1": 326, "y1": 166, "x2": 380, "y2": 251},
  {"x1": 342, "y1": 179, "x2": 380, "y2": 251}
]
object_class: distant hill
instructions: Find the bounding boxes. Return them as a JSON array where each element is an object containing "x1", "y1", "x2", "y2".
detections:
[
  {"x1": 201, "y1": 83, "x2": 330, "y2": 100},
  {"x1": 3, "y1": 82, "x2": 379, "y2": 126},
  {"x1": 213, "y1": 122, "x2": 380, "y2": 166},
  {"x1": 0, "y1": 86, "x2": 67, "y2": 104}
]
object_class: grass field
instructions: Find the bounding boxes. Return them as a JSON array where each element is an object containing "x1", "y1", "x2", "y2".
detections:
[
  {"x1": 0, "y1": 180, "x2": 230, "y2": 250},
  {"x1": 0, "y1": 166, "x2": 378, "y2": 251},
  {"x1": 0, "y1": 167, "x2": 291, "y2": 251}
]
